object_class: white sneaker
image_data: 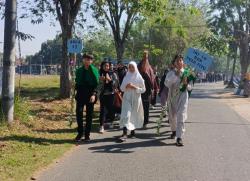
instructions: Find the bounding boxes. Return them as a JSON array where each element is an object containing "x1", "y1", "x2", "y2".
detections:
[{"x1": 99, "y1": 126, "x2": 104, "y2": 133}]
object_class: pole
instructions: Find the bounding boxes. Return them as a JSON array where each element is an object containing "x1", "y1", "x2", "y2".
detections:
[
  {"x1": 0, "y1": 42, "x2": 3, "y2": 67},
  {"x1": 69, "y1": 53, "x2": 76, "y2": 127},
  {"x1": 17, "y1": 19, "x2": 22, "y2": 97},
  {"x1": 2, "y1": 0, "x2": 17, "y2": 123}
]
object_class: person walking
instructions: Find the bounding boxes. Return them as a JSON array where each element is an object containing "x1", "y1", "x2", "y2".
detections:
[
  {"x1": 116, "y1": 62, "x2": 127, "y2": 85},
  {"x1": 75, "y1": 53, "x2": 99, "y2": 142},
  {"x1": 151, "y1": 70, "x2": 160, "y2": 108},
  {"x1": 138, "y1": 50, "x2": 155, "y2": 128},
  {"x1": 165, "y1": 54, "x2": 190, "y2": 146},
  {"x1": 119, "y1": 61, "x2": 146, "y2": 142},
  {"x1": 99, "y1": 61, "x2": 119, "y2": 133}
]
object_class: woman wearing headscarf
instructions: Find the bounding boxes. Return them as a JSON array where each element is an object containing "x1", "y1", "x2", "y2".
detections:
[
  {"x1": 137, "y1": 50, "x2": 156, "y2": 128},
  {"x1": 119, "y1": 61, "x2": 146, "y2": 142}
]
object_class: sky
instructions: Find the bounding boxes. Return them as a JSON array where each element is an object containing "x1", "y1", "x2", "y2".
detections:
[
  {"x1": 0, "y1": 2, "x2": 98, "y2": 57},
  {"x1": 0, "y1": 17, "x2": 61, "y2": 56}
]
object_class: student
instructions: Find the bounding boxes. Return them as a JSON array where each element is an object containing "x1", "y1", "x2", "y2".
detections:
[
  {"x1": 75, "y1": 53, "x2": 99, "y2": 142},
  {"x1": 138, "y1": 50, "x2": 156, "y2": 128},
  {"x1": 119, "y1": 61, "x2": 146, "y2": 142},
  {"x1": 165, "y1": 54, "x2": 189, "y2": 146},
  {"x1": 99, "y1": 61, "x2": 119, "y2": 133}
]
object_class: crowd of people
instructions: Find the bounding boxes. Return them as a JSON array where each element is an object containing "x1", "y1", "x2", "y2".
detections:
[
  {"x1": 197, "y1": 72, "x2": 224, "y2": 83},
  {"x1": 74, "y1": 51, "x2": 193, "y2": 147}
]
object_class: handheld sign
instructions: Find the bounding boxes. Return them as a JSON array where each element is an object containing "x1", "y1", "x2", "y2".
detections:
[
  {"x1": 184, "y1": 48, "x2": 213, "y2": 72},
  {"x1": 67, "y1": 39, "x2": 83, "y2": 53}
]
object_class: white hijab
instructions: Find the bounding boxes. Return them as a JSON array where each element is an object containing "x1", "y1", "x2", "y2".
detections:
[{"x1": 120, "y1": 61, "x2": 144, "y2": 92}]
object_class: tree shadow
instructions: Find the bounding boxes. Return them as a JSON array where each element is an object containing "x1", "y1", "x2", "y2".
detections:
[
  {"x1": 0, "y1": 135, "x2": 74, "y2": 146},
  {"x1": 20, "y1": 87, "x2": 60, "y2": 100},
  {"x1": 34, "y1": 128, "x2": 76, "y2": 134},
  {"x1": 88, "y1": 138, "x2": 176, "y2": 154},
  {"x1": 135, "y1": 131, "x2": 172, "y2": 140}
]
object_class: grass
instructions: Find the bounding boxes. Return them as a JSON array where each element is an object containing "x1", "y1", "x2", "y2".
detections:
[
  {"x1": 16, "y1": 75, "x2": 60, "y2": 100},
  {"x1": 0, "y1": 75, "x2": 100, "y2": 181}
]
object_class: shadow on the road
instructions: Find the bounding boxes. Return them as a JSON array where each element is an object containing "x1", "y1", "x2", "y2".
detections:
[
  {"x1": 191, "y1": 87, "x2": 244, "y2": 100},
  {"x1": 186, "y1": 121, "x2": 250, "y2": 126},
  {"x1": 88, "y1": 138, "x2": 176, "y2": 154}
]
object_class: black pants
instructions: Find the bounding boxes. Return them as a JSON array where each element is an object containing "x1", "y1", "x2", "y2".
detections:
[
  {"x1": 142, "y1": 97, "x2": 150, "y2": 125},
  {"x1": 99, "y1": 94, "x2": 115, "y2": 126},
  {"x1": 76, "y1": 100, "x2": 94, "y2": 138}
]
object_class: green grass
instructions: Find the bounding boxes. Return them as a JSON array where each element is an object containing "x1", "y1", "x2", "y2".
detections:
[
  {"x1": 0, "y1": 75, "x2": 100, "y2": 181},
  {"x1": 16, "y1": 75, "x2": 60, "y2": 100}
]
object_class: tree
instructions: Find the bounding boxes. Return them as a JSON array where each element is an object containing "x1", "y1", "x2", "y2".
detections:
[
  {"x1": 124, "y1": 1, "x2": 209, "y2": 71},
  {"x1": 27, "y1": 36, "x2": 62, "y2": 66},
  {"x1": 83, "y1": 28, "x2": 116, "y2": 63},
  {"x1": 21, "y1": 0, "x2": 84, "y2": 98},
  {"x1": 91, "y1": 0, "x2": 164, "y2": 62},
  {"x1": 1, "y1": 0, "x2": 17, "y2": 123},
  {"x1": 209, "y1": 0, "x2": 250, "y2": 82}
]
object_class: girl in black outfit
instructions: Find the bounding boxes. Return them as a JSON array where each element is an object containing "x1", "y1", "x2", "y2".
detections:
[{"x1": 99, "y1": 61, "x2": 119, "y2": 133}]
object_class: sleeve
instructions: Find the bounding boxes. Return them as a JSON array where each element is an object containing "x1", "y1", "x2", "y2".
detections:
[
  {"x1": 164, "y1": 71, "x2": 177, "y2": 88},
  {"x1": 120, "y1": 77, "x2": 127, "y2": 92},
  {"x1": 136, "y1": 80, "x2": 146, "y2": 94}
]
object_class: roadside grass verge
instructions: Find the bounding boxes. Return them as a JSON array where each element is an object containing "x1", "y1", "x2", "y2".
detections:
[{"x1": 0, "y1": 75, "x2": 100, "y2": 181}]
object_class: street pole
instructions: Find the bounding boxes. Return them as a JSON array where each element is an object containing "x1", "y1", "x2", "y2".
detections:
[
  {"x1": 0, "y1": 42, "x2": 3, "y2": 67},
  {"x1": 2, "y1": 0, "x2": 17, "y2": 123}
]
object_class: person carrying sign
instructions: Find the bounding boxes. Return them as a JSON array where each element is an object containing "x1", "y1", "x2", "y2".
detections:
[
  {"x1": 75, "y1": 53, "x2": 99, "y2": 142},
  {"x1": 165, "y1": 54, "x2": 195, "y2": 146}
]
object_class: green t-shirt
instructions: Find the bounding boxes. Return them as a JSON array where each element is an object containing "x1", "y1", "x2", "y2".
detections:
[{"x1": 75, "y1": 65, "x2": 99, "y2": 88}]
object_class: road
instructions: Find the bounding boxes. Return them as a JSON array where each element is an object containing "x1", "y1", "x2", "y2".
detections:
[{"x1": 37, "y1": 83, "x2": 250, "y2": 181}]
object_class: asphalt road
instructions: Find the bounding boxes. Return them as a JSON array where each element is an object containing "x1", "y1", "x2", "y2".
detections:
[{"x1": 37, "y1": 83, "x2": 250, "y2": 181}]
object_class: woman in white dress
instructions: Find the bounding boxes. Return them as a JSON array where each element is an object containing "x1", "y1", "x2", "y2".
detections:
[
  {"x1": 119, "y1": 61, "x2": 146, "y2": 142},
  {"x1": 165, "y1": 55, "x2": 189, "y2": 146}
]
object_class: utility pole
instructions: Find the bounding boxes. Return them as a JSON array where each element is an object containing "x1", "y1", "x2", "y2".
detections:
[
  {"x1": 2, "y1": 0, "x2": 17, "y2": 123},
  {"x1": 0, "y1": 42, "x2": 3, "y2": 67}
]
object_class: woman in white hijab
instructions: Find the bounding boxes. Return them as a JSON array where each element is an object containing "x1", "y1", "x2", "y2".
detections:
[{"x1": 119, "y1": 61, "x2": 146, "y2": 142}]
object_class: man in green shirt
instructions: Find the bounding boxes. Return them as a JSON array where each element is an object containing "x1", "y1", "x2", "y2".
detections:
[{"x1": 75, "y1": 53, "x2": 99, "y2": 142}]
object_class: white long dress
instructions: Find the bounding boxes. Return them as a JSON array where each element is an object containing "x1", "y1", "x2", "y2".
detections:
[
  {"x1": 119, "y1": 62, "x2": 146, "y2": 130},
  {"x1": 165, "y1": 69, "x2": 188, "y2": 139}
]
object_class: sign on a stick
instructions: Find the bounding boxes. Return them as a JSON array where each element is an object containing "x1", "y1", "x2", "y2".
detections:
[
  {"x1": 67, "y1": 39, "x2": 83, "y2": 53},
  {"x1": 184, "y1": 48, "x2": 213, "y2": 72}
]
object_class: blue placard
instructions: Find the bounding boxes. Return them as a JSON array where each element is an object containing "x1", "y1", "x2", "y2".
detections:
[
  {"x1": 184, "y1": 48, "x2": 213, "y2": 72},
  {"x1": 67, "y1": 39, "x2": 83, "y2": 53}
]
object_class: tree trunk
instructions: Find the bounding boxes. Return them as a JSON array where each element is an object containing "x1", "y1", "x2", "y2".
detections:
[
  {"x1": 224, "y1": 54, "x2": 230, "y2": 84},
  {"x1": 239, "y1": 38, "x2": 249, "y2": 80},
  {"x1": 227, "y1": 48, "x2": 237, "y2": 88},
  {"x1": 116, "y1": 41, "x2": 125, "y2": 63},
  {"x1": 59, "y1": 29, "x2": 72, "y2": 98},
  {"x1": 1, "y1": 0, "x2": 17, "y2": 123}
]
